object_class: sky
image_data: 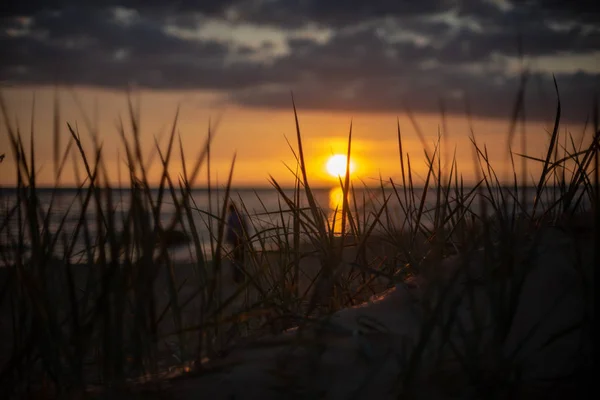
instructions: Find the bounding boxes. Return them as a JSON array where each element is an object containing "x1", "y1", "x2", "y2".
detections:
[{"x1": 0, "y1": 0, "x2": 599, "y2": 187}]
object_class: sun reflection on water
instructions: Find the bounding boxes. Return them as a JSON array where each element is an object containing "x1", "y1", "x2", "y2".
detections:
[{"x1": 328, "y1": 186, "x2": 347, "y2": 235}]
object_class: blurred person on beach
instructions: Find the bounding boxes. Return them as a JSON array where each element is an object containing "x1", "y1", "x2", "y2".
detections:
[{"x1": 226, "y1": 202, "x2": 249, "y2": 283}]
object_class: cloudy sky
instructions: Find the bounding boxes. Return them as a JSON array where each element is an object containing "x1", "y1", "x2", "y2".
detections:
[{"x1": 1, "y1": 0, "x2": 599, "y2": 186}]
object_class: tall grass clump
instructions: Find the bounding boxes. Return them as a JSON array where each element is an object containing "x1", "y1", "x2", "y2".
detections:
[
  {"x1": 0, "y1": 89, "x2": 388, "y2": 398},
  {"x1": 0, "y1": 72, "x2": 596, "y2": 399},
  {"x1": 385, "y1": 77, "x2": 596, "y2": 398},
  {"x1": 0, "y1": 92, "x2": 271, "y2": 398},
  {"x1": 239, "y1": 77, "x2": 596, "y2": 398}
]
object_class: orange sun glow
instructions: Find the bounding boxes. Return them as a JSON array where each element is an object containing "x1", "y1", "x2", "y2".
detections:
[{"x1": 326, "y1": 154, "x2": 356, "y2": 178}]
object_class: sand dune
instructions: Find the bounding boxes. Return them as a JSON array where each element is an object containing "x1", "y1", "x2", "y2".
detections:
[{"x1": 162, "y1": 221, "x2": 594, "y2": 399}]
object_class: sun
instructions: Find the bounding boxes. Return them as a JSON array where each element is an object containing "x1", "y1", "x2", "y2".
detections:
[{"x1": 326, "y1": 154, "x2": 356, "y2": 178}]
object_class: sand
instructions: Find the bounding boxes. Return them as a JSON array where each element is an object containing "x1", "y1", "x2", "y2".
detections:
[
  {"x1": 0, "y1": 218, "x2": 594, "y2": 399},
  {"x1": 156, "y1": 220, "x2": 595, "y2": 399}
]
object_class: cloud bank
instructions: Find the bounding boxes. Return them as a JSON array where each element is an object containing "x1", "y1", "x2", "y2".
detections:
[{"x1": 1, "y1": 0, "x2": 598, "y2": 121}]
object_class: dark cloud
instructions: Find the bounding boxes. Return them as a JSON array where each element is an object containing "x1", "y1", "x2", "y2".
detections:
[
  {"x1": 0, "y1": 1, "x2": 234, "y2": 17},
  {"x1": 3, "y1": 1, "x2": 600, "y2": 25},
  {"x1": 0, "y1": 1, "x2": 598, "y2": 122},
  {"x1": 227, "y1": 22, "x2": 598, "y2": 122},
  {"x1": 269, "y1": 29, "x2": 429, "y2": 83},
  {"x1": 224, "y1": 0, "x2": 456, "y2": 28},
  {"x1": 259, "y1": 24, "x2": 596, "y2": 85},
  {"x1": 0, "y1": 8, "x2": 269, "y2": 89},
  {"x1": 231, "y1": 66, "x2": 598, "y2": 123},
  {"x1": 436, "y1": 25, "x2": 600, "y2": 62},
  {"x1": 237, "y1": 0, "x2": 600, "y2": 27},
  {"x1": 519, "y1": 0, "x2": 600, "y2": 23}
]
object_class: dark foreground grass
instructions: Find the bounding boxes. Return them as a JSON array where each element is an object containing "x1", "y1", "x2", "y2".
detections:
[{"x1": 0, "y1": 79, "x2": 597, "y2": 399}]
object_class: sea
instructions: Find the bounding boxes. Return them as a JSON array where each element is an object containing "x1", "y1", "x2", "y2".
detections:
[{"x1": 0, "y1": 185, "x2": 588, "y2": 266}]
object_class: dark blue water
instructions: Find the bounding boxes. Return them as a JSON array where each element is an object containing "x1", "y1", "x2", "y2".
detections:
[{"x1": 0, "y1": 185, "x2": 587, "y2": 265}]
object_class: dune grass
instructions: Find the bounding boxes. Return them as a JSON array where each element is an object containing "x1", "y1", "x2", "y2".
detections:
[{"x1": 0, "y1": 77, "x2": 597, "y2": 399}]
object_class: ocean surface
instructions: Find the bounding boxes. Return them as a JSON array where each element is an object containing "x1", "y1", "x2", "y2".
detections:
[{"x1": 0, "y1": 185, "x2": 588, "y2": 265}]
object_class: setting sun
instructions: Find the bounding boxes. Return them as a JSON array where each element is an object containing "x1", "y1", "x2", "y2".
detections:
[{"x1": 326, "y1": 154, "x2": 356, "y2": 178}]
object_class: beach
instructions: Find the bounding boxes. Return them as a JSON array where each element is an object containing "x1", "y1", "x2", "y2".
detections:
[
  {"x1": 160, "y1": 214, "x2": 594, "y2": 399},
  {"x1": 3, "y1": 210, "x2": 590, "y2": 398}
]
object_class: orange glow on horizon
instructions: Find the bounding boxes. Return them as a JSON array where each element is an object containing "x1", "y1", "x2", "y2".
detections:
[{"x1": 0, "y1": 86, "x2": 577, "y2": 188}]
